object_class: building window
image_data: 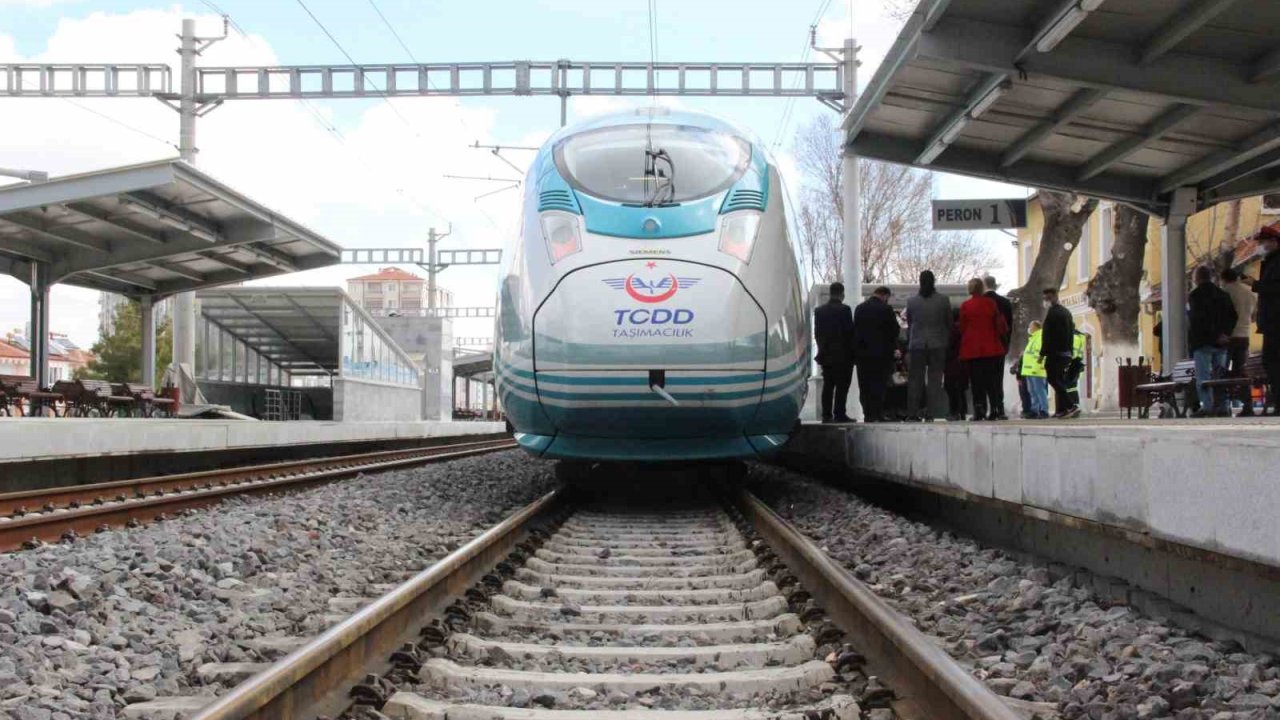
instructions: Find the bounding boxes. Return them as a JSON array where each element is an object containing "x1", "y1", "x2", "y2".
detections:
[
  {"x1": 1263, "y1": 194, "x2": 1280, "y2": 214},
  {"x1": 1078, "y1": 215, "x2": 1093, "y2": 283},
  {"x1": 1100, "y1": 206, "x2": 1114, "y2": 262},
  {"x1": 385, "y1": 282, "x2": 396, "y2": 294}
]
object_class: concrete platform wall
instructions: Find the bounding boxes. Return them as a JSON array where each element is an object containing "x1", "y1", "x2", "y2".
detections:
[
  {"x1": 788, "y1": 422, "x2": 1280, "y2": 644},
  {"x1": 333, "y1": 378, "x2": 423, "y2": 422},
  {"x1": 794, "y1": 423, "x2": 1280, "y2": 569},
  {"x1": 0, "y1": 418, "x2": 505, "y2": 464}
]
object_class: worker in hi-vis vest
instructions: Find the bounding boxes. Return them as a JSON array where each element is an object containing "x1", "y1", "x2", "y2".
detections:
[
  {"x1": 1021, "y1": 321, "x2": 1049, "y2": 419},
  {"x1": 1066, "y1": 330, "x2": 1087, "y2": 411}
]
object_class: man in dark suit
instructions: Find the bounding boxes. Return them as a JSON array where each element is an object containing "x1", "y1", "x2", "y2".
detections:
[
  {"x1": 983, "y1": 276, "x2": 1013, "y2": 420},
  {"x1": 1247, "y1": 226, "x2": 1280, "y2": 414},
  {"x1": 1040, "y1": 287, "x2": 1078, "y2": 418},
  {"x1": 852, "y1": 286, "x2": 900, "y2": 422},
  {"x1": 815, "y1": 282, "x2": 855, "y2": 422}
]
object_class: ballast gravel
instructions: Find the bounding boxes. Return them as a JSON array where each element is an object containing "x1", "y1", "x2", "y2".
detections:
[
  {"x1": 749, "y1": 463, "x2": 1280, "y2": 720},
  {"x1": 0, "y1": 450, "x2": 555, "y2": 720}
]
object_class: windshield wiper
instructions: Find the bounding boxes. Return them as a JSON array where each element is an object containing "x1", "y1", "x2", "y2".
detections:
[{"x1": 643, "y1": 148, "x2": 676, "y2": 207}]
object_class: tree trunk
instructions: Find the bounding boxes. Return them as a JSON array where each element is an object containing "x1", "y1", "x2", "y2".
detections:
[
  {"x1": 1085, "y1": 205, "x2": 1149, "y2": 408},
  {"x1": 1007, "y1": 191, "x2": 1099, "y2": 360}
]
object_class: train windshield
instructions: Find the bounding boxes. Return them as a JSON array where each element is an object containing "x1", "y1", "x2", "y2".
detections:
[{"x1": 554, "y1": 124, "x2": 751, "y2": 205}]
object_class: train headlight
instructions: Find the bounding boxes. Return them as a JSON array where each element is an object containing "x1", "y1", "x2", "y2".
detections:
[
  {"x1": 541, "y1": 212, "x2": 583, "y2": 264},
  {"x1": 717, "y1": 211, "x2": 761, "y2": 264}
]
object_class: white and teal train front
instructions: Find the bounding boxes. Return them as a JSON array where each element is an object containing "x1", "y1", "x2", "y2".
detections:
[{"x1": 495, "y1": 108, "x2": 810, "y2": 462}]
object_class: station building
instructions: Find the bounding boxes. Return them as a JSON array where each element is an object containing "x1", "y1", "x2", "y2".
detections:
[{"x1": 1016, "y1": 192, "x2": 1275, "y2": 407}]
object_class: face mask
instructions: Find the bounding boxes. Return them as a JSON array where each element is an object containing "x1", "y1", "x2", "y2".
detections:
[{"x1": 1043, "y1": 300, "x2": 1052, "y2": 309}]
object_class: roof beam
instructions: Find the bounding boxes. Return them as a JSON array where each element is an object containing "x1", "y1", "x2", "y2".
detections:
[
  {"x1": 848, "y1": 130, "x2": 1164, "y2": 211},
  {"x1": 151, "y1": 262, "x2": 206, "y2": 283},
  {"x1": 0, "y1": 213, "x2": 111, "y2": 254},
  {"x1": 916, "y1": 72, "x2": 1009, "y2": 165},
  {"x1": 1157, "y1": 120, "x2": 1280, "y2": 194},
  {"x1": 1250, "y1": 47, "x2": 1280, "y2": 84},
  {"x1": 1203, "y1": 167, "x2": 1280, "y2": 204},
  {"x1": 62, "y1": 202, "x2": 167, "y2": 244},
  {"x1": 919, "y1": 16, "x2": 1280, "y2": 116},
  {"x1": 206, "y1": 306, "x2": 330, "y2": 377},
  {"x1": 1001, "y1": 87, "x2": 1107, "y2": 168},
  {"x1": 81, "y1": 269, "x2": 156, "y2": 292},
  {"x1": 1139, "y1": 0, "x2": 1240, "y2": 65},
  {"x1": 1199, "y1": 145, "x2": 1280, "y2": 190},
  {"x1": 239, "y1": 243, "x2": 297, "y2": 273},
  {"x1": 197, "y1": 251, "x2": 254, "y2": 274},
  {"x1": 1076, "y1": 103, "x2": 1201, "y2": 181},
  {"x1": 283, "y1": 296, "x2": 336, "y2": 341},
  {"x1": 118, "y1": 192, "x2": 222, "y2": 243},
  {"x1": 0, "y1": 235, "x2": 56, "y2": 263}
]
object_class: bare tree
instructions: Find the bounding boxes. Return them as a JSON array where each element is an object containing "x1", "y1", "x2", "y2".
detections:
[
  {"x1": 1086, "y1": 205, "x2": 1149, "y2": 350},
  {"x1": 883, "y1": 0, "x2": 919, "y2": 22},
  {"x1": 1007, "y1": 191, "x2": 1099, "y2": 360},
  {"x1": 793, "y1": 114, "x2": 999, "y2": 285}
]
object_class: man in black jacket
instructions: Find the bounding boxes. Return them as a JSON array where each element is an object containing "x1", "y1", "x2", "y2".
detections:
[
  {"x1": 852, "y1": 286, "x2": 900, "y2": 422},
  {"x1": 1040, "y1": 288, "x2": 1078, "y2": 418},
  {"x1": 983, "y1": 276, "x2": 1014, "y2": 420},
  {"x1": 1247, "y1": 226, "x2": 1280, "y2": 414},
  {"x1": 815, "y1": 282, "x2": 855, "y2": 422},
  {"x1": 1188, "y1": 265, "x2": 1237, "y2": 417}
]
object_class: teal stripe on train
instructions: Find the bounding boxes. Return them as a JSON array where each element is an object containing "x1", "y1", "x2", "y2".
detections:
[{"x1": 494, "y1": 354, "x2": 806, "y2": 385}]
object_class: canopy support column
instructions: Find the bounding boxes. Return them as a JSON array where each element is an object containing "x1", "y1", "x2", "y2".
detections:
[
  {"x1": 839, "y1": 37, "x2": 862, "y2": 421},
  {"x1": 1161, "y1": 188, "x2": 1197, "y2": 368},
  {"x1": 141, "y1": 295, "x2": 156, "y2": 388},
  {"x1": 29, "y1": 262, "x2": 50, "y2": 389}
]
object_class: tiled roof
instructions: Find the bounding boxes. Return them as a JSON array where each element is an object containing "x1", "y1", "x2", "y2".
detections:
[
  {"x1": 0, "y1": 340, "x2": 25, "y2": 359},
  {"x1": 347, "y1": 267, "x2": 423, "y2": 282}
]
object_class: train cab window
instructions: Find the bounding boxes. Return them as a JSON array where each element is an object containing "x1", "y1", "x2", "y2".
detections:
[{"x1": 554, "y1": 124, "x2": 750, "y2": 205}]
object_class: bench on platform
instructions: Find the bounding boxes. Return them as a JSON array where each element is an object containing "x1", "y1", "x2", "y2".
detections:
[
  {"x1": 1134, "y1": 359, "x2": 1197, "y2": 418},
  {"x1": 53, "y1": 379, "x2": 137, "y2": 417},
  {"x1": 115, "y1": 382, "x2": 175, "y2": 418},
  {"x1": 0, "y1": 374, "x2": 64, "y2": 417},
  {"x1": 1201, "y1": 353, "x2": 1269, "y2": 415}
]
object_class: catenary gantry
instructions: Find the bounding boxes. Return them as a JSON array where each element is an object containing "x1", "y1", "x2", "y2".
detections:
[
  {"x1": 848, "y1": 0, "x2": 1280, "y2": 362},
  {"x1": 0, "y1": 160, "x2": 341, "y2": 389}
]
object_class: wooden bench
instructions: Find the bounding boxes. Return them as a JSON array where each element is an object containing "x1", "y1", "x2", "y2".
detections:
[
  {"x1": 0, "y1": 374, "x2": 63, "y2": 417},
  {"x1": 115, "y1": 382, "x2": 175, "y2": 418},
  {"x1": 1134, "y1": 359, "x2": 1197, "y2": 418},
  {"x1": 1201, "y1": 353, "x2": 1268, "y2": 416}
]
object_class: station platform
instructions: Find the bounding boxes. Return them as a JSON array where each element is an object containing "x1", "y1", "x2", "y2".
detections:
[
  {"x1": 0, "y1": 419, "x2": 507, "y2": 490},
  {"x1": 786, "y1": 418, "x2": 1280, "y2": 646}
]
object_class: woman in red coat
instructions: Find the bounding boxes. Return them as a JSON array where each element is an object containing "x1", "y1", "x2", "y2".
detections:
[{"x1": 958, "y1": 278, "x2": 1008, "y2": 420}]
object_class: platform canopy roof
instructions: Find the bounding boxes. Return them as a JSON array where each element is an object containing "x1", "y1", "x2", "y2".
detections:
[
  {"x1": 197, "y1": 287, "x2": 347, "y2": 377},
  {"x1": 847, "y1": 0, "x2": 1280, "y2": 215},
  {"x1": 0, "y1": 160, "x2": 341, "y2": 297}
]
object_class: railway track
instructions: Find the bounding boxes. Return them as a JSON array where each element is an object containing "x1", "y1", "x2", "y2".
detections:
[
  {"x1": 130, "y1": 485, "x2": 1022, "y2": 720},
  {"x1": 0, "y1": 437, "x2": 516, "y2": 552}
]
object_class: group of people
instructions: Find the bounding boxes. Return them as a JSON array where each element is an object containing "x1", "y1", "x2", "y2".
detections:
[
  {"x1": 814, "y1": 273, "x2": 1083, "y2": 423},
  {"x1": 1184, "y1": 225, "x2": 1280, "y2": 416}
]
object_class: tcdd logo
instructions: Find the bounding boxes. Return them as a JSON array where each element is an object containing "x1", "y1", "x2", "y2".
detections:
[{"x1": 603, "y1": 272, "x2": 701, "y2": 304}]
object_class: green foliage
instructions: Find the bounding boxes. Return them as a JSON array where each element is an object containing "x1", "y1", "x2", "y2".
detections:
[{"x1": 76, "y1": 300, "x2": 172, "y2": 387}]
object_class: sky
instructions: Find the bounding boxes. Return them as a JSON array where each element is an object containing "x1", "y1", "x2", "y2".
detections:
[{"x1": 0, "y1": 0, "x2": 1024, "y2": 348}]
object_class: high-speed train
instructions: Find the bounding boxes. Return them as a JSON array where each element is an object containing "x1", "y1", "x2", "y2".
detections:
[{"x1": 494, "y1": 108, "x2": 810, "y2": 463}]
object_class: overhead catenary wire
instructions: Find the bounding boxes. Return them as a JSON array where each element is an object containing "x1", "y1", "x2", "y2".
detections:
[
  {"x1": 771, "y1": 0, "x2": 837, "y2": 150},
  {"x1": 14, "y1": 76, "x2": 177, "y2": 152}
]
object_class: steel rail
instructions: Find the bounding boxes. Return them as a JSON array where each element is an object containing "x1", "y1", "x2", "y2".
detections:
[
  {"x1": 190, "y1": 490, "x2": 563, "y2": 720},
  {"x1": 0, "y1": 437, "x2": 512, "y2": 516},
  {"x1": 0, "y1": 438, "x2": 516, "y2": 552},
  {"x1": 176, "y1": 485, "x2": 1020, "y2": 720},
  {"x1": 736, "y1": 489, "x2": 1020, "y2": 720}
]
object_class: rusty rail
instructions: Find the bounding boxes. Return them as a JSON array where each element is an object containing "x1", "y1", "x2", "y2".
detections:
[
  {"x1": 736, "y1": 490, "x2": 1020, "y2": 720},
  {"x1": 190, "y1": 490, "x2": 563, "y2": 720},
  {"x1": 0, "y1": 438, "x2": 516, "y2": 552}
]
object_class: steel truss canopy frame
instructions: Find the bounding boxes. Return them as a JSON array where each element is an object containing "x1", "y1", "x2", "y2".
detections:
[
  {"x1": 1, "y1": 59, "x2": 845, "y2": 108},
  {"x1": 197, "y1": 287, "x2": 347, "y2": 377},
  {"x1": 845, "y1": 0, "x2": 1280, "y2": 215},
  {"x1": 340, "y1": 247, "x2": 501, "y2": 267},
  {"x1": 0, "y1": 160, "x2": 342, "y2": 297}
]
